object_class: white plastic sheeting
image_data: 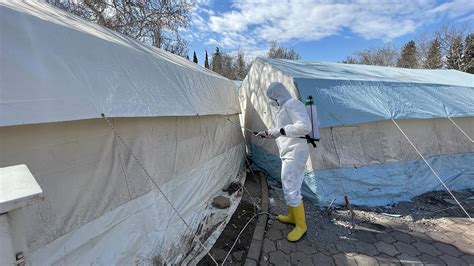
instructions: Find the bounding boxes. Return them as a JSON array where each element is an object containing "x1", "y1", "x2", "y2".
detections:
[
  {"x1": 1, "y1": 1, "x2": 246, "y2": 262},
  {"x1": 240, "y1": 58, "x2": 474, "y2": 206},
  {"x1": 1, "y1": 116, "x2": 245, "y2": 264},
  {"x1": 0, "y1": 1, "x2": 240, "y2": 127}
]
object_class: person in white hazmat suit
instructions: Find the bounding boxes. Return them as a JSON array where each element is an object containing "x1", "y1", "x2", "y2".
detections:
[{"x1": 257, "y1": 82, "x2": 312, "y2": 242}]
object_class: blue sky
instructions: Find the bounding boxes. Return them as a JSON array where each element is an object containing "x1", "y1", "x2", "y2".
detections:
[{"x1": 185, "y1": 0, "x2": 473, "y2": 64}]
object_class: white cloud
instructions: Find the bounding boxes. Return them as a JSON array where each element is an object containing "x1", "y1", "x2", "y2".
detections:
[
  {"x1": 191, "y1": 0, "x2": 474, "y2": 58},
  {"x1": 427, "y1": 0, "x2": 474, "y2": 18}
]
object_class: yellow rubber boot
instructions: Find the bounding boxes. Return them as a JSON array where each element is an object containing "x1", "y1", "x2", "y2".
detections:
[
  {"x1": 276, "y1": 207, "x2": 294, "y2": 224},
  {"x1": 287, "y1": 203, "x2": 307, "y2": 242}
]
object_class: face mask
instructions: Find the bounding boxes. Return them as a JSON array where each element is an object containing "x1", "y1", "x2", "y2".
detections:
[{"x1": 269, "y1": 98, "x2": 279, "y2": 107}]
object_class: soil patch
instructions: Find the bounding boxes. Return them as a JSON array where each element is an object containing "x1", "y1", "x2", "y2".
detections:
[{"x1": 198, "y1": 170, "x2": 262, "y2": 265}]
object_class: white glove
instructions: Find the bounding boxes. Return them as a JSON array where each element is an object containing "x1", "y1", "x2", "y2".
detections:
[{"x1": 267, "y1": 128, "x2": 282, "y2": 138}]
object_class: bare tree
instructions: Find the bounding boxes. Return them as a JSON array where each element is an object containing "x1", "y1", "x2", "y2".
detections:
[
  {"x1": 267, "y1": 41, "x2": 300, "y2": 60},
  {"x1": 446, "y1": 35, "x2": 464, "y2": 70},
  {"x1": 434, "y1": 23, "x2": 469, "y2": 58},
  {"x1": 415, "y1": 32, "x2": 433, "y2": 67},
  {"x1": 342, "y1": 44, "x2": 399, "y2": 66},
  {"x1": 47, "y1": 0, "x2": 194, "y2": 56}
]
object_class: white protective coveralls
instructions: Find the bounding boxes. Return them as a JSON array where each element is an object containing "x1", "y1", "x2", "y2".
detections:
[{"x1": 266, "y1": 82, "x2": 312, "y2": 207}]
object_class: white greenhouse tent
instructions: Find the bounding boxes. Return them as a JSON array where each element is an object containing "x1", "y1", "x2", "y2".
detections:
[
  {"x1": 240, "y1": 57, "x2": 474, "y2": 207},
  {"x1": 0, "y1": 1, "x2": 245, "y2": 264}
]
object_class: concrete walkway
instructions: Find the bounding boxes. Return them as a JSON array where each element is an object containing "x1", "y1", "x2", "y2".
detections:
[{"x1": 260, "y1": 187, "x2": 474, "y2": 265}]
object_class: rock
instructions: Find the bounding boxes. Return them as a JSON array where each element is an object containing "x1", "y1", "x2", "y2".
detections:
[{"x1": 213, "y1": 196, "x2": 230, "y2": 209}]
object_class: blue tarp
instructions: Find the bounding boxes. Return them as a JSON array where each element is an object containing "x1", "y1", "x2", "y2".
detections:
[
  {"x1": 252, "y1": 144, "x2": 474, "y2": 206},
  {"x1": 260, "y1": 57, "x2": 474, "y2": 128}
]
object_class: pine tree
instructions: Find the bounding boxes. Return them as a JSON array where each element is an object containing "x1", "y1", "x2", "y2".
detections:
[
  {"x1": 446, "y1": 36, "x2": 464, "y2": 70},
  {"x1": 462, "y1": 34, "x2": 474, "y2": 74},
  {"x1": 397, "y1": 40, "x2": 418, "y2": 68},
  {"x1": 424, "y1": 38, "x2": 442, "y2": 69},
  {"x1": 204, "y1": 50, "x2": 210, "y2": 69},
  {"x1": 186, "y1": 55, "x2": 190, "y2": 60},
  {"x1": 192, "y1": 51, "x2": 198, "y2": 64},
  {"x1": 211, "y1": 47, "x2": 223, "y2": 74}
]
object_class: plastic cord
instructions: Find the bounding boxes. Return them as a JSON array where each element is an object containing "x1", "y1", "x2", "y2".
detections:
[
  {"x1": 101, "y1": 114, "x2": 219, "y2": 266},
  {"x1": 447, "y1": 117, "x2": 474, "y2": 143},
  {"x1": 391, "y1": 118, "x2": 472, "y2": 219}
]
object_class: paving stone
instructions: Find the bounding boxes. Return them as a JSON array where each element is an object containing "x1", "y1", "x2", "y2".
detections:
[
  {"x1": 266, "y1": 228, "x2": 283, "y2": 241},
  {"x1": 391, "y1": 231, "x2": 415, "y2": 244},
  {"x1": 460, "y1": 254, "x2": 474, "y2": 265},
  {"x1": 433, "y1": 242, "x2": 463, "y2": 257},
  {"x1": 333, "y1": 253, "x2": 357, "y2": 266},
  {"x1": 312, "y1": 252, "x2": 335, "y2": 265},
  {"x1": 413, "y1": 241, "x2": 441, "y2": 256},
  {"x1": 268, "y1": 250, "x2": 291, "y2": 265},
  {"x1": 263, "y1": 238, "x2": 276, "y2": 253},
  {"x1": 272, "y1": 220, "x2": 289, "y2": 230},
  {"x1": 409, "y1": 231, "x2": 433, "y2": 244},
  {"x1": 296, "y1": 241, "x2": 317, "y2": 255},
  {"x1": 375, "y1": 241, "x2": 400, "y2": 257},
  {"x1": 352, "y1": 253, "x2": 378, "y2": 266},
  {"x1": 376, "y1": 232, "x2": 397, "y2": 244},
  {"x1": 276, "y1": 239, "x2": 297, "y2": 254},
  {"x1": 417, "y1": 253, "x2": 445, "y2": 264},
  {"x1": 454, "y1": 241, "x2": 474, "y2": 254},
  {"x1": 335, "y1": 240, "x2": 356, "y2": 253},
  {"x1": 355, "y1": 242, "x2": 380, "y2": 257},
  {"x1": 393, "y1": 241, "x2": 420, "y2": 257},
  {"x1": 439, "y1": 254, "x2": 468, "y2": 265},
  {"x1": 318, "y1": 243, "x2": 338, "y2": 255},
  {"x1": 376, "y1": 253, "x2": 401, "y2": 265},
  {"x1": 355, "y1": 230, "x2": 379, "y2": 244},
  {"x1": 396, "y1": 254, "x2": 422, "y2": 264},
  {"x1": 290, "y1": 251, "x2": 312, "y2": 265}
]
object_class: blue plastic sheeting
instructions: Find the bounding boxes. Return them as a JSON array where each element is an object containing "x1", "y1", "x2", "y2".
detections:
[
  {"x1": 259, "y1": 58, "x2": 474, "y2": 128},
  {"x1": 251, "y1": 144, "x2": 474, "y2": 206}
]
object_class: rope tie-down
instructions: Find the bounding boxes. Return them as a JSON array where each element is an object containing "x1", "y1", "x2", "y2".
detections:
[
  {"x1": 101, "y1": 114, "x2": 219, "y2": 265},
  {"x1": 447, "y1": 116, "x2": 474, "y2": 143},
  {"x1": 391, "y1": 118, "x2": 472, "y2": 220}
]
